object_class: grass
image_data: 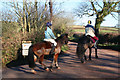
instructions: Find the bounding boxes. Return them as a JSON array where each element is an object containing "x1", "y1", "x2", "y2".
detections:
[
  {"x1": 73, "y1": 29, "x2": 85, "y2": 33},
  {"x1": 98, "y1": 43, "x2": 119, "y2": 47},
  {"x1": 99, "y1": 30, "x2": 118, "y2": 33},
  {"x1": 72, "y1": 25, "x2": 119, "y2": 34}
]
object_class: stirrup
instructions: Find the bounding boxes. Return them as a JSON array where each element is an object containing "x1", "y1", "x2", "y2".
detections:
[
  {"x1": 49, "y1": 52, "x2": 55, "y2": 55},
  {"x1": 94, "y1": 42, "x2": 97, "y2": 49},
  {"x1": 94, "y1": 44, "x2": 97, "y2": 49}
]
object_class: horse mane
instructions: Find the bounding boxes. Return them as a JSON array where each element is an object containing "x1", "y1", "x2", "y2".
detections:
[
  {"x1": 78, "y1": 34, "x2": 90, "y2": 44},
  {"x1": 55, "y1": 33, "x2": 68, "y2": 42}
]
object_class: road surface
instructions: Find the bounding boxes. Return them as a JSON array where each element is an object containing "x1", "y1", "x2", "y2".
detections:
[{"x1": 2, "y1": 42, "x2": 119, "y2": 79}]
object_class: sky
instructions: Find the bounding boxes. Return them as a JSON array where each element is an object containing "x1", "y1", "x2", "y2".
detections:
[
  {"x1": 0, "y1": 0, "x2": 119, "y2": 27},
  {"x1": 59, "y1": 0, "x2": 119, "y2": 27}
]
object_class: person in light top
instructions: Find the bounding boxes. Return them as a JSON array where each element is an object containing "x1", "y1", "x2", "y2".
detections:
[
  {"x1": 85, "y1": 20, "x2": 99, "y2": 48},
  {"x1": 44, "y1": 22, "x2": 57, "y2": 55}
]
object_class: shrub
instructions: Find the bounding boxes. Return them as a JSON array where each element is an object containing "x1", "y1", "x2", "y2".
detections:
[
  {"x1": 98, "y1": 33, "x2": 120, "y2": 45},
  {"x1": 2, "y1": 21, "x2": 44, "y2": 66},
  {"x1": 53, "y1": 16, "x2": 74, "y2": 36}
]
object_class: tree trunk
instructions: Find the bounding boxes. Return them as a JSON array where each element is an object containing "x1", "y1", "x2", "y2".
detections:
[
  {"x1": 49, "y1": 0, "x2": 53, "y2": 23},
  {"x1": 49, "y1": 0, "x2": 53, "y2": 30},
  {"x1": 95, "y1": 15, "x2": 102, "y2": 37},
  {"x1": 27, "y1": 16, "x2": 31, "y2": 33},
  {"x1": 23, "y1": 0, "x2": 27, "y2": 33},
  {"x1": 21, "y1": 17, "x2": 24, "y2": 33},
  {"x1": 95, "y1": 22, "x2": 100, "y2": 37},
  {"x1": 35, "y1": 0, "x2": 38, "y2": 31}
]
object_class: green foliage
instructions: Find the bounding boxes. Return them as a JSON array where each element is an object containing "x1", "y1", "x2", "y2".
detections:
[
  {"x1": 98, "y1": 33, "x2": 120, "y2": 45},
  {"x1": 53, "y1": 16, "x2": 74, "y2": 35},
  {"x1": 72, "y1": 29, "x2": 85, "y2": 33},
  {"x1": 2, "y1": 21, "x2": 44, "y2": 66},
  {"x1": 61, "y1": 45, "x2": 69, "y2": 51},
  {"x1": 2, "y1": 15, "x2": 74, "y2": 66}
]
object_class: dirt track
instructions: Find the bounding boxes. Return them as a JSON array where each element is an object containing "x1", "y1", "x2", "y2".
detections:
[{"x1": 2, "y1": 42, "x2": 119, "y2": 79}]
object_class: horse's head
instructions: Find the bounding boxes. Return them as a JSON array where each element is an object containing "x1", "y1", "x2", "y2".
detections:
[
  {"x1": 63, "y1": 33, "x2": 69, "y2": 44},
  {"x1": 56, "y1": 33, "x2": 68, "y2": 45}
]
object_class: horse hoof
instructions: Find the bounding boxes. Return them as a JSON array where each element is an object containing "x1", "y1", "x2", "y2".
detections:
[
  {"x1": 89, "y1": 59, "x2": 92, "y2": 60},
  {"x1": 45, "y1": 68, "x2": 49, "y2": 71},
  {"x1": 31, "y1": 70, "x2": 37, "y2": 74},
  {"x1": 81, "y1": 60, "x2": 84, "y2": 63},
  {"x1": 81, "y1": 61, "x2": 85, "y2": 63},
  {"x1": 50, "y1": 69, "x2": 53, "y2": 72},
  {"x1": 57, "y1": 67, "x2": 61, "y2": 69},
  {"x1": 96, "y1": 56, "x2": 98, "y2": 58}
]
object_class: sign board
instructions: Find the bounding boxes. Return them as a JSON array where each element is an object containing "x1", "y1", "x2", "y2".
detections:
[{"x1": 22, "y1": 41, "x2": 32, "y2": 56}]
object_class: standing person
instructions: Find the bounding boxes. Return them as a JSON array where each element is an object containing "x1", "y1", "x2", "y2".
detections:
[
  {"x1": 85, "y1": 20, "x2": 99, "y2": 48},
  {"x1": 44, "y1": 22, "x2": 57, "y2": 55}
]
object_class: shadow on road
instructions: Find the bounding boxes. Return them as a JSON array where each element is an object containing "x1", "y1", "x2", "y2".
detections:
[
  {"x1": 4, "y1": 42, "x2": 119, "y2": 78},
  {"x1": 6, "y1": 48, "x2": 29, "y2": 68}
]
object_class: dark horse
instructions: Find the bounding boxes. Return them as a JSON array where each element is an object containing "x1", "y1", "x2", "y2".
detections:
[
  {"x1": 76, "y1": 35, "x2": 98, "y2": 63},
  {"x1": 28, "y1": 34, "x2": 68, "y2": 74}
]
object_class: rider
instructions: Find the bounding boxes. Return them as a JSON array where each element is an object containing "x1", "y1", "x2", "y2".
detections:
[
  {"x1": 85, "y1": 20, "x2": 99, "y2": 48},
  {"x1": 44, "y1": 22, "x2": 57, "y2": 55}
]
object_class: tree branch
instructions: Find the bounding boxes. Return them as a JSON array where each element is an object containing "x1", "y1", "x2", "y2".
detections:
[
  {"x1": 91, "y1": 2, "x2": 98, "y2": 14},
  {"x1": 96, "y1": 2, "x2": 103, "y2": 9},
  {"x1": 110, "y1": 13, "x2": 117, "y2": 20},
  {"x1": 112, "y1": 1, "x2": 120, "y2": 9}
]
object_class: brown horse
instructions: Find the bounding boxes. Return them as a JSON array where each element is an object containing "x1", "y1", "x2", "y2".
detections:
[
  {"x1": 28, "y1": 33, "x2": 68, "y2": 74},
  {"x1": 76, "y1": 35, "x2": 98, "y2": 63}
]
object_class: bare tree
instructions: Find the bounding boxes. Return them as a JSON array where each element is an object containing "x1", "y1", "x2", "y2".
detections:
[
  {"x1": 4, "y1": 0, "x2": 49, "y2": 32},
  {"x1": 49, "y1": 0, "x2": 53, "y2": 23},
  {"x1": 2, "y1": 0, "x2": 67, "y2": 33}
]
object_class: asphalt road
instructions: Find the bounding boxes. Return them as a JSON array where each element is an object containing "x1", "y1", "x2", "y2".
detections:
[{"x1": 2, "y1": 42, "x2": 119, "y2": 79}]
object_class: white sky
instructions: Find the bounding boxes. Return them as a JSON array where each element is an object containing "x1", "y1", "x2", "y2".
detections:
[
  {"x1": 0, "y1": 0, "x2": 119, "y2": 27},
  {"x1": 60, "y1": 0, "x2": 118, "y2": 27}
]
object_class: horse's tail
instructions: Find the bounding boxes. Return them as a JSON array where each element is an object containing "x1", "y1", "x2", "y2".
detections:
[
  {"x1": 76, "y1": 43, "x2": 86, "y2": 59},
  {"x1": 28, "y1": 45, "x2": 36, "y2": 68}
]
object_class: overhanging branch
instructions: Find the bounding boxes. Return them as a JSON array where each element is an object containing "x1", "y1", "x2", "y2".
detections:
[
  {"x1": 91, "y1": 2, "x2": 98, "y2": 14},
  {"x1": 110, "y1": 13, "x2": 118, "y2": 20}
]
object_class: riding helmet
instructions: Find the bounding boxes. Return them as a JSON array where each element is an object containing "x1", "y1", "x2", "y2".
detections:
[
  {"x1": 88, "y1": 20, "x2": 92, "y2": 24},
  {"x1": 46, "y1": 22, "x2": 52, "y2": 27}
]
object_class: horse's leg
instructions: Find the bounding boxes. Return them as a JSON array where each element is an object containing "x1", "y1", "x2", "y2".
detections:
[
  {"x1": 78, "y1": 51, "x2": 85, "y2": 63},
  {"x1": 39, "y1": 55, "x2": 49, "y2": 71},
  {"x1": 95, "y1": 48, "x2": 98, "y2": 58},
  {"x1": 28, "y1": 46, "x2": 37, "y2": 74},
  {"x1": 31, "y1": 68, "x2": 37, "y2": 74},
  {"x1": 50, "y1": 53, "x2": 60, "y2": 70},
  {"x1": 89, "y1": 48, "x2": 92, "y2": 60},
  {"x1": 80, "y1": 53, "x2": 85, "y2": 63},
  {"x1": 78, "y1": 51, "x2": 86, "y2": 63},
  {"x1": 84, "y1": 54, "x2": 87, "y2": 61},
  {"x1": 76, "y1": 45, "x2": 85, "y2": 63},
  {"x1": 54, "y1": 53, "x2": 60, "y2": 69}
]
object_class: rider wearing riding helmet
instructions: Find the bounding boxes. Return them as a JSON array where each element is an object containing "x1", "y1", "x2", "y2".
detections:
[
  {"x1": 44, "y1": 22, "x2": 57, "y2": 55},
  {"x1": 85, "y1": 20, "x2": 98, "y2": 48}
]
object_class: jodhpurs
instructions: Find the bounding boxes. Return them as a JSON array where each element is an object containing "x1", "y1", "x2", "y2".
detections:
[{"x1": 44, "y1": 39, "x2": 57, "y2": 46}]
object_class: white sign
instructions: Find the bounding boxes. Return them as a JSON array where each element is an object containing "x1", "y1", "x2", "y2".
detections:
[{"x1": 22, "y1": 41, "x2": 32, "y2": 56}]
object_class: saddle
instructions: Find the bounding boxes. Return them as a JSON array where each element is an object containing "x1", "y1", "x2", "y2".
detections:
[
  {"x1": 43, "y1": 41, "x2": 54, "y2": 48},
  {"x1": 87, "y1": 35, "x2": 95, "y2": 43}
]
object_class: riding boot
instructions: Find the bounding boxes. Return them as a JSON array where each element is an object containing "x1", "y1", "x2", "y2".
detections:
[
  {"x1": 49, "y1": 46, "x2": 56, "y2": 55},
  {"x1": 94, "y1": 40, "x2": 98, "y2": 49}
]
